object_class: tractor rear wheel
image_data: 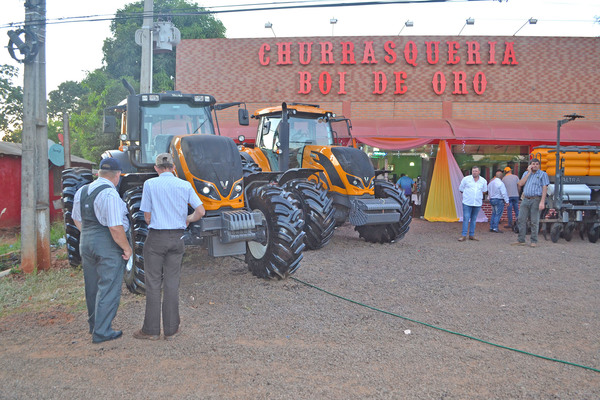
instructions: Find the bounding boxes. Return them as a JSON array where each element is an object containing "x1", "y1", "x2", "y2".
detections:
[
  {"x1": 282, "y1": 179, "x2": 335, "y2": 250},
  {"x1": 246, "y1": 185, "x2": 305, "y2": 279},
  {"x1": 61, "y1": 168, "x2": 93, "y2": 266},
  {"x1": 355, "y1": 180, "x2": 412, "y2": 244},
  {"x1": 123, "y1": 187, "x2": 147, "y2": 295}
]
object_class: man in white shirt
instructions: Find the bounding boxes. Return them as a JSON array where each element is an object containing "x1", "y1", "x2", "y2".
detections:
[
  {"x1": 458, "y1": 166, "x2": 488, "y2": 241},
  {"x1": 488, "y1": 169, "x2": 510, "y2": 233}
]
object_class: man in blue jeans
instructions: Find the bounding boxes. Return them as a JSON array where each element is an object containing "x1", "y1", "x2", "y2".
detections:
[
  {"x1": 512, "y1": 159, "x2": 549, "y2": 248},
  {"x1": 488, "y1": 169, "x2": 509, "y2": 233},
  {"x1": 502, "y1": 166, "x2": 520, "y2": 228},
  {"x1": 458, "y1": 166, "x2": 488, "y2": 241}
]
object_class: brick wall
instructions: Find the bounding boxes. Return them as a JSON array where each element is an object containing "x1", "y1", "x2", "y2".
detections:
[{"x1": 176, "y1": 36, "x2": 599, "y2": 121}]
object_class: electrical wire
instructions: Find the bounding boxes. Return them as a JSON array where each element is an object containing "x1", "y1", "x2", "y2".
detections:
[
  {"x1": 0, "y1": 0, "x2": 500, "y2": 30},
  {"x1": 291, "y1": 276, "x2": 600, "y2": 374}
]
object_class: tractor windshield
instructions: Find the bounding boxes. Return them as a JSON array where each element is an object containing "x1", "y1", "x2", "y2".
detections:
[
  {"x1": 140, "y1": 102, "x2": 214, "y2": 164},
  {"x1": 258, "y1": 114, "x2": 334, "y2": 151}
]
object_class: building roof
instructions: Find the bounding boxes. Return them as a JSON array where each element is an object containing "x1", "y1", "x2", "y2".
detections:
[{"x1": 0, "y1": 141, "x2": 94, "y2": 165}]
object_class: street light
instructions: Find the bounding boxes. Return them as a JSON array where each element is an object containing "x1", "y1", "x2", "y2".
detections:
[
  {"x1": 398, "y1": 20, "x2": 414, "y2": 35},
  {"x1": 513, "y1": 17, "x2": 538, "y2": 36},
  {"x1": 330, "y1": 17, "x2": 337, "y2": 36},
  {"x1": 265, "y1": 21, "x2": 276, "y2": 37},
  {"x1": 458, "y1": 17, "x2": 475, "y2": 35}
]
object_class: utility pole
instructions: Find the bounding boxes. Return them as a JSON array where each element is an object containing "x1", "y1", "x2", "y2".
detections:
[
  {"x1": 20, "y1": 0, "x2": 50, "y2": 273},
  {"x1": 63, "y1": 112, "x2": 71, "y2": 168},
  {"x1": 140, "y1": 0, "x2": 154, "y2": 93}
]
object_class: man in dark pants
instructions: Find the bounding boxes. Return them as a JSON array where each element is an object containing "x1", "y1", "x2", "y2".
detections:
[
  {"x1": 133, "y1": 153, "x2": 205, "y2": 341},
  {"x1": 512, "y1": 159, "x2": 549, "y2": 248},
  {"x1": 73, "y1": 158, "x2": 132, "y2": 344}
]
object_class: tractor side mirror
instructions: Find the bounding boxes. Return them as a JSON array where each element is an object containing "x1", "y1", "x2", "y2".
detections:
[
  {"x1": 238, "y1": 108, "x2": 249, "y2": 126},
  {"x1": 103, "y1": 115, "x2": 117, "y2": 134}
]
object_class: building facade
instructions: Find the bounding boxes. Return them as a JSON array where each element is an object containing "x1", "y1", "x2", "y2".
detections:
[{"x1": 175, "y1": 36, "x2": 600, "y2": 216}]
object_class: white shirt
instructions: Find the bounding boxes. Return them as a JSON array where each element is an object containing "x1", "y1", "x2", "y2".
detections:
[
  {"x1": 488, "y1": 178, "x2": 509, "y2": 203},
  {"x1": 140, "y1": 172, "x2": 203, "y2": 230},
  {"x1": 459, "y1": 175, "x2": 488, "y2": 207},
  {"x1": 72, "y1": 177, "x2": 129, "y2": 230}
]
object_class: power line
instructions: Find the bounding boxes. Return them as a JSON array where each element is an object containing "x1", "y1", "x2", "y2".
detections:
[{"x1": 0, "y1": 0, "x2": 494, "y2": 30}]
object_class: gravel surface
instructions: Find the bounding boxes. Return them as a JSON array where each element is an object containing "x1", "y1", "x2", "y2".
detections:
[{"x1": 1, "y1": 219, "x2": 599, "y2": 399}]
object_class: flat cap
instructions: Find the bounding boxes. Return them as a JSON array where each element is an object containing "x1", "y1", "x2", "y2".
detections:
[
  {"x1": 99, "y1": 158, "x2": 122, "y2": 171},
  {"x1": 155, "y1": 152, "x2": 174, "y2": 166}
]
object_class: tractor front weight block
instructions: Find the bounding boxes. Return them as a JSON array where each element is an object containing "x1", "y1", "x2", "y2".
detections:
[{"x1": 349, "y1": 198, "x2": 402, "y2": 226}]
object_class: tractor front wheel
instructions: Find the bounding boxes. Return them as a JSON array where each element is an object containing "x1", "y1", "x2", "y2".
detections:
[
  {"x1": 246, "y1": 185, "x2": 305, "y2": 279},
  {"x1": 61, "y1": 168, "x2": 93, "y2": 266},
  {"x1": 282, "y1": 179, "x2": 335, "y2": 250},
  {"x1": 355, "y1": 180, "x2": 412, "y2": 244}
]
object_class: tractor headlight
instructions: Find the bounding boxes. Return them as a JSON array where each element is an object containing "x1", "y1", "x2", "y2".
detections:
[
  {"x1": 346, "y1": 173, "x2": 365, "y2": 189},
  {"x1": 230, "y1": 183, "x2": 243, "y2": 200},
  {"x1": 193, "y1": 179, "x2": 220, "y2": 201}
]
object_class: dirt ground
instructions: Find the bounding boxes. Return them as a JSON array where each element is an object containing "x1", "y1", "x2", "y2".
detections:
[{"x1": 1, "y1": 219, "x2": 599, "y2": 399}]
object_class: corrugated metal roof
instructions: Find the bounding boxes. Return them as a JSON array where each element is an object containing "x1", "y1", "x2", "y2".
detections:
[{"x1": 0, "y1": 141, "x2": 94, "y2": 165}]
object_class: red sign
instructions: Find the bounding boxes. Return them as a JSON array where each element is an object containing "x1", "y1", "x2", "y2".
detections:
[{"x1": 258, "y1": 40, "x2": 518, "y2": 96}]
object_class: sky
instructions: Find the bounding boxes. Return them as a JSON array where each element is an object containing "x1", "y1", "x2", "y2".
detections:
[{"x1": 0, "y1": 0, "x2": 598, "y2": 93}]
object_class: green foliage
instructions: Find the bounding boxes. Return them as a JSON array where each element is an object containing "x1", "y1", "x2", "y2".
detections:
[
  {"x1": 50, "y1": 221, "x2": 66, "y2": 246},
  {"x1": 0, "y1": 64, "x2": 23, "y2": 142},
  {"x1": 0, "y1": 235, "x2": 20, "y2": 256},
  {"x1": 47, "y1": 81, "x2": 89, "y2": 120},
  {"x1": 68, "y1": 70, "x2": 130, "y2": 163},
  {"x1": 102, "y1": 0, "x2": 226, "y2": 90},
  {"x1": 1, "y1": 0, "x2": 227, "y2": 161},
  {"x1": 0, "y1": 267, "x2": 86, "y2": 318}
]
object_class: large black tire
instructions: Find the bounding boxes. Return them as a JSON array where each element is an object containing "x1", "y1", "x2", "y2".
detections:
[
  {"x1": 355, "y1": 180, "x2": 412, "y2": 244},
  {"x1": 245, "y1": 185, "x2": 305, "y2": 279},
  {"x1": 282, "y1": 179, "x2": 335, "y2": 250},
  {"x1": 61, "y1": 167, "x2": 93, "y2": 267},
  {"x1": 331, "y1": 204, "x2": 349, "y2": 227},
  {"x1": 123, "y1": 187, "x2": 147, "y2": 295},
  {"x1": 241, "y1": 155, "x2": 262, "y2": 177}
]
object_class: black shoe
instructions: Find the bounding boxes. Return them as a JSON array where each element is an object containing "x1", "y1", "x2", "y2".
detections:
[
  {"x1": 92, "y1": 330, "x2": 123, "y2": 344},
  {"x1": 491, "y1": 229, "x2": 503, "y2": 233}
]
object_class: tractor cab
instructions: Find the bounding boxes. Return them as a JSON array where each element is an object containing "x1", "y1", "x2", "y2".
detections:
[{"x1": 254, "y1": 104, "x2": 337, "y2": 170}]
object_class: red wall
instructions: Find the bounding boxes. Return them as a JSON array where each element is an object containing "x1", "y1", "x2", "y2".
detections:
[
  {"x1": 176, "y1": 36, "x2": 600, "y2": 123},
  {"x1": 0, "y1": 155, "x2": 63, "y2": 228}
]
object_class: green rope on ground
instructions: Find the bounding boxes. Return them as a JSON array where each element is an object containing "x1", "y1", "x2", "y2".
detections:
[{"x1": 291, "y1": 276, "x2": 600, "y2": 374}]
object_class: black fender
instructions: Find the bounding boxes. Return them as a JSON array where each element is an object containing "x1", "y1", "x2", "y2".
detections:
[{"x1": 277, "y1": 168, "x2": 322, "y2": 185}]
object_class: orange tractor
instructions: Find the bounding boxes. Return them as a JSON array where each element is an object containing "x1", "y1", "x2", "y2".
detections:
[
  {"x1": 238, "y1": 103, "x2": 412, "y2": 243},
  {"x1": 62, "y1": 83, "x2": 306, "y2": 294}
]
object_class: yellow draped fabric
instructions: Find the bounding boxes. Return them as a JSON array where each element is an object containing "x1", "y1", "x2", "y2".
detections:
[{"x1": 424, "y1": 140, "x2": 459, "y2": 222}]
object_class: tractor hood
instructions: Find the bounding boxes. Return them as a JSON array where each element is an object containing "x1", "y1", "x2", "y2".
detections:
[
  {"x1": 175, "y1": 135, "x2": 243, "y2": 198},
  {"x1": 330, "y1": 147, "x2": 375, "y2": 187}
]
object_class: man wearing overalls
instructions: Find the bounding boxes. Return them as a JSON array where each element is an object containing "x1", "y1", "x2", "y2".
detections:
[{"x1": 73, "y1": 158, "x2": 132, "y2": 343}]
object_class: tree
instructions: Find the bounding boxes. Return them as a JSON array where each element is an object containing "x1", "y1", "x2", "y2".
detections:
[
  {"x1": 47, "y1": 81, "x2": 89, "y2": 120},
  {"x1": 102, "y1": 0, "x2": 226, "y2": 91},
  {"x1": 68, "y1": 69, "x2": 131, "y2": 162},
  {"x1": 0, "y1": 64, "x2": 23, "y2": 142}
]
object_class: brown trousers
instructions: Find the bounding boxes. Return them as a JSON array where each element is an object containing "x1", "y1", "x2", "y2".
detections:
[{"x1": 142, "y1": 229, "x2": 185, "y2": 336}]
